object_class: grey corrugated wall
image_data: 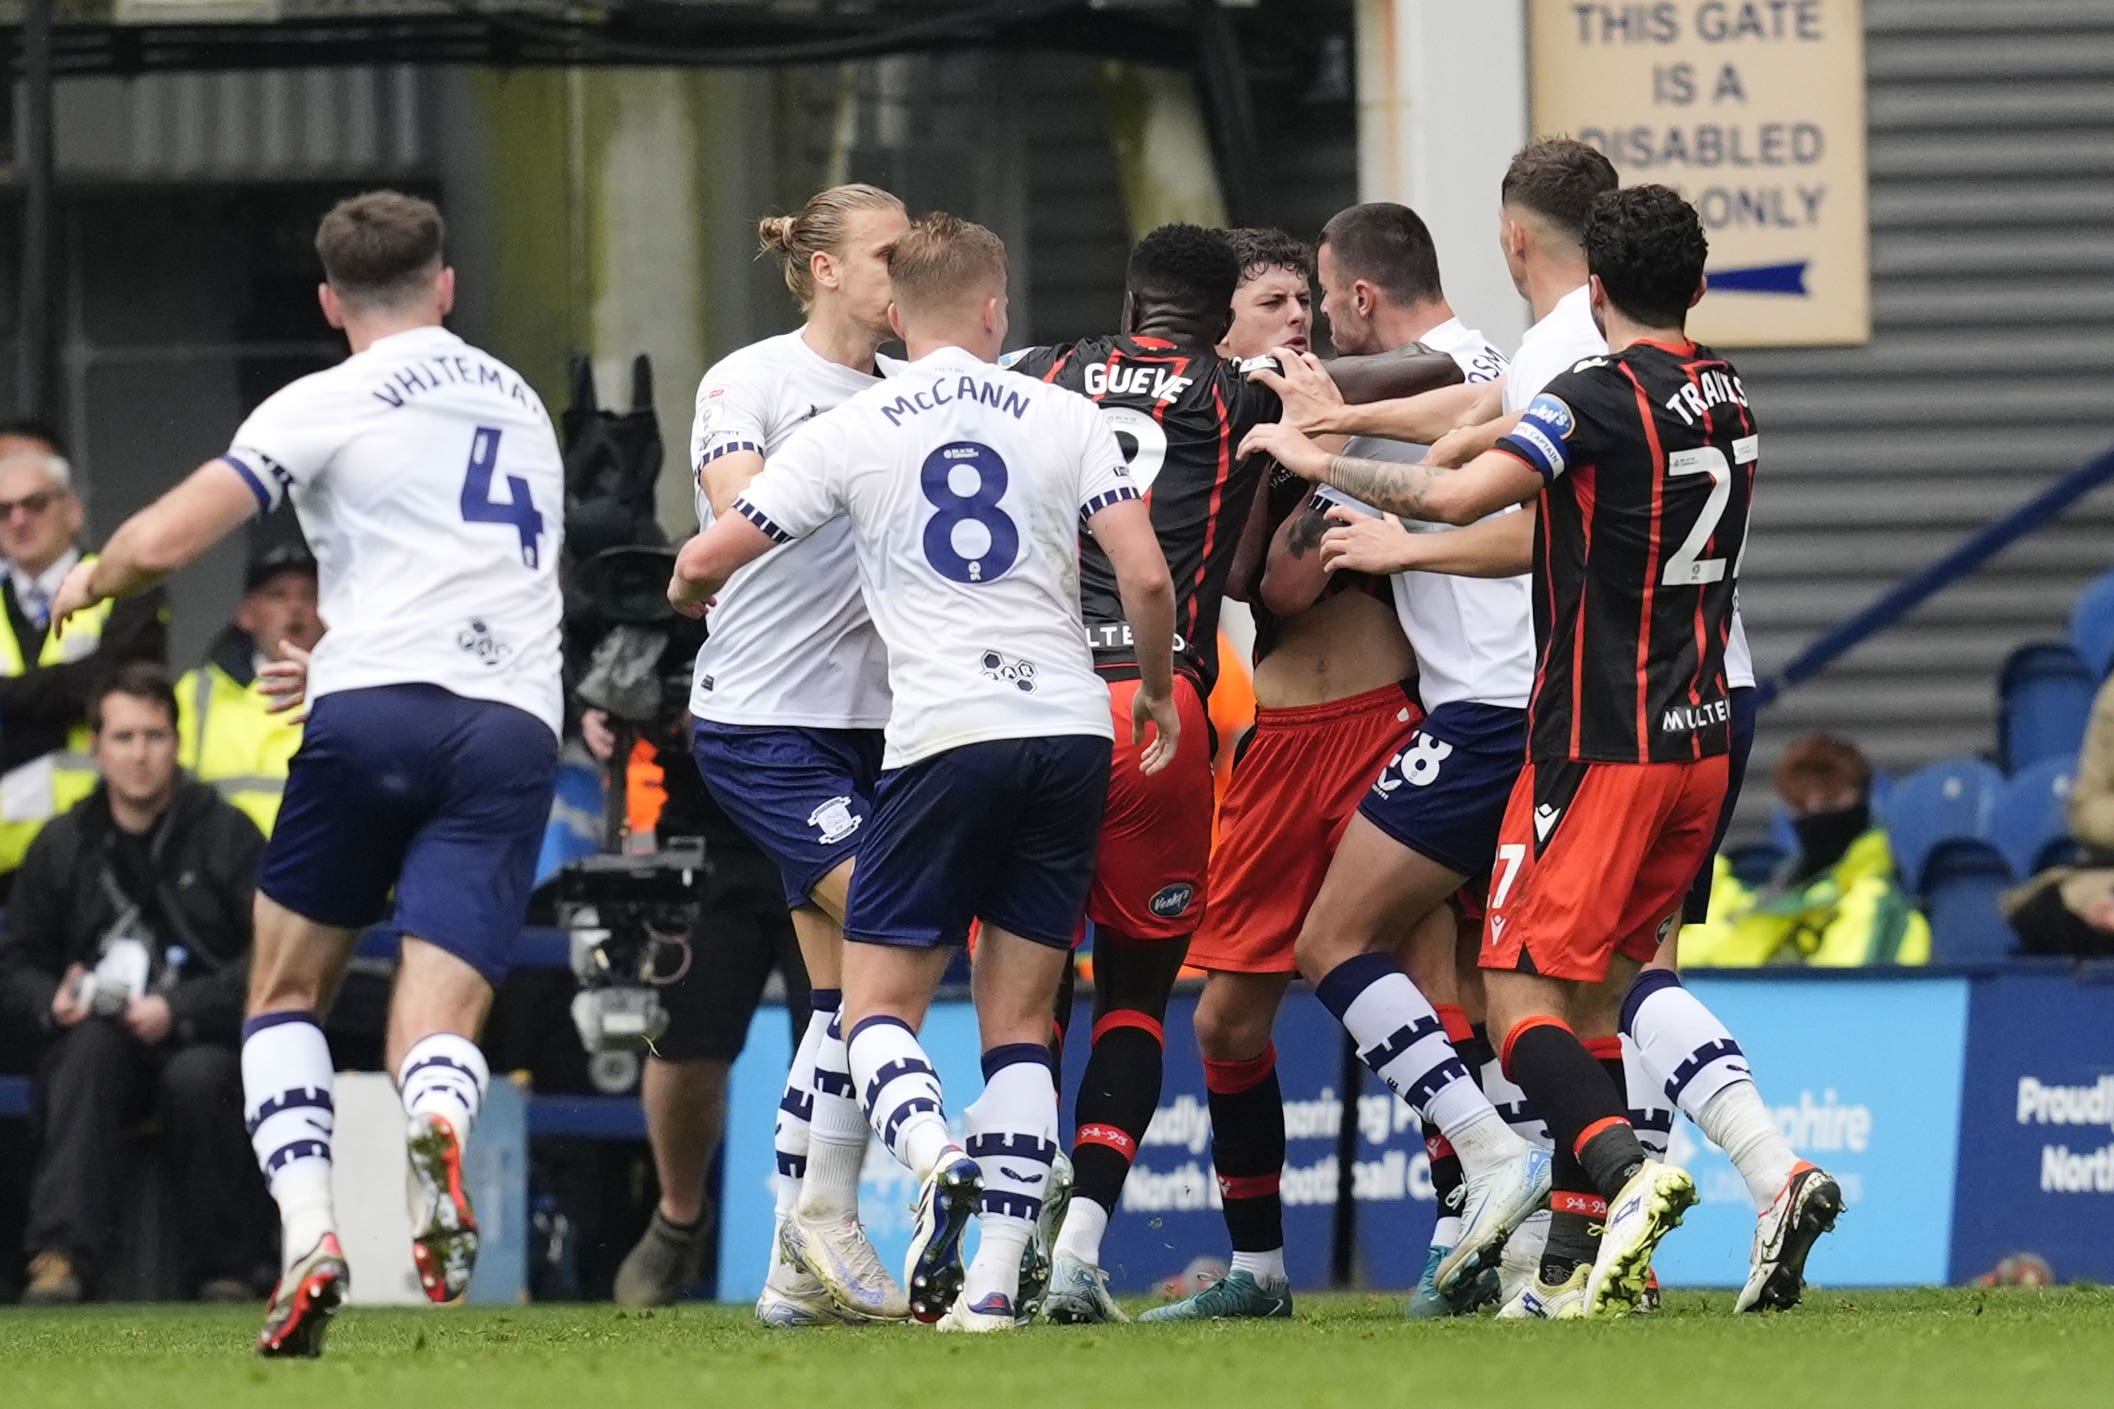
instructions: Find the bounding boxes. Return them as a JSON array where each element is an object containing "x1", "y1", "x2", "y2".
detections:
[{"x1": 1733, "y1": 0, "x2": 2114, "y2": 832}]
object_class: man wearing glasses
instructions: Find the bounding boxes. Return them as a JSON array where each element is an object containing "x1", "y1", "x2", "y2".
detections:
[{"x1": 0, "y1": 421, "x2": 168, "y2": 899}]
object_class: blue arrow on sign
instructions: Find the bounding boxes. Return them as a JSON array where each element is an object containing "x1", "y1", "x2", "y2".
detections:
[{"x1": 1708, "y1": 261, "x2": 1809, "y2": 295}]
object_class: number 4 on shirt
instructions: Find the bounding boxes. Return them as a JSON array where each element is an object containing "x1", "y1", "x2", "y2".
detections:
[{"x1": 460, "y1": 425, "x2": 545, "y2": 569}]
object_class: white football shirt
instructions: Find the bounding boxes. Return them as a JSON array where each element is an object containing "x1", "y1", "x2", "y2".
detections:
[
  {"x1": 1320, "y1": 317, "x2": 1535, "y2": 712},
  {"x1": 687, "y1": 331, "x2": 895, "y2": 729},
  {"x1": 224, "y1": 325, "x2": 564, "y2": 734},
  {"x1": 1503, "y1": 285, "x2": 1754, "y2": 689},
  {"x1": 734, "y1": 345, "x2": 1137, "y2": 769}
]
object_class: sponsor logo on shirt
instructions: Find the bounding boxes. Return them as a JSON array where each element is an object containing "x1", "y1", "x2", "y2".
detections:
[
  {"x1": 456, "y1": 619, "x2": 513, "y2": 668},
  {"x1": 1149, "y1": 883, "x2": 1195, "y2": 919},
  {"x1": 808, "y1": 796, "x2": 862, "y2": 845},
  {"x1": 979, "y1": 649, "x2": 1038, "y2": 693}
]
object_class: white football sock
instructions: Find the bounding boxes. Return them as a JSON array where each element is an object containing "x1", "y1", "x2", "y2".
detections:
[
  {"x1": 243, "y1": 1013, "x2": 337, "y2": 1271},
  {"x1": 1230, "y1": 1248, "x2": 1287, "y2": 1286},
  {"x1": 1053, "y1": 1197, "x2": 1109, "y2": 1267},
  {"x1": 1698, "y1": 1082, "x2": 1801, "y2": 1210},
  {"x1": 396, "y1": 1032, "x2": 488, "y2": 1140},
  {"x1": 773, "y1": 1004, "x2": 827, "y2": 1232},
  {"x1": 1623, "y1": 1034, "x2": 1674, "y2": 1160},
  {"x1": 1318, "y1": 957, "x2": 1521, "y2": 1174},
  {"x1": 848, "y1": 1016, "x2": 954, "y2": 1180},
  {"x1": 960, "y1": 1046, "x2": 1058, "y2": 1310},
  {"x1": 800, "y1": 1002, "x2": 870, "y2": 1222},
  {"x1": 1625, "y1": 970, "x2": 1796, "y2": 1209}
]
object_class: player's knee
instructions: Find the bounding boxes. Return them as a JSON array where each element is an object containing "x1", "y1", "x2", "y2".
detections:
[
  {"x1": 1193, "y1": 989, "x2": 1272, "y2": 1063},
  {"x1": 1292, "y1": 919, "x2": 1355, "y2": 985}
]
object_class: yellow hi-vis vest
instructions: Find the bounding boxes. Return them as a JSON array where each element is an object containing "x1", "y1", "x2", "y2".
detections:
[
  {"x1": 0, "y1": 586, "x2": 114, "y2": 874},
  {"x1": 176, "y1": 659, "x2": 303, "y2": 837}
]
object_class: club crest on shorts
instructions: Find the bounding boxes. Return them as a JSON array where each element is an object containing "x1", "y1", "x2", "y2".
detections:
[
  {"x1": 808, "y1": 796, "x2": 862, "y2": 845},
  {"x1": 1149, "y1": 883, "x2": 1195, "y2": 919}
]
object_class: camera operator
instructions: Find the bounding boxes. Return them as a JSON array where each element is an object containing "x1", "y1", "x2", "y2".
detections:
[
  {"x1": 0, "y1": 664, "x2": 272, "y2": 1303},
  {"x1": 583, "y1": 707, "x2": 812, "y2": 1306}
]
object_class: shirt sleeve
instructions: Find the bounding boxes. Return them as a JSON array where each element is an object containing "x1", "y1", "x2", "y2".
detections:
[
  {"x1": 997, "y1": 345, "x2": 1061, "y2": 379},
  {"x1": 1074, "y1": 397, "x2": 1142, "y2": 522},
  {"x1": 729, "y1": 417, "x2": 842, "y2": 543},
  {"x1": 1493, "y1": 364, "x2": 1609, "y2": 483},
  {"x1": 223, "y1": 378, "x2": 339, "y2": 514},
  {"x1": 691, "y1": 360, "x2": 774, "y2": 471},
  {"x1": 1231, "y1": 355, "x2": 1284, "y2": 433}
]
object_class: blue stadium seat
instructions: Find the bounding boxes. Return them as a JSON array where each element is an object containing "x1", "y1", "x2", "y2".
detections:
[
  {"x1": 1994, "y1": 757, "x2": 2080, "y2": 879},
  {"x1": 1884, "y1": 756, "x2": 2003, "y2": 892},
  {"x1": 1997, "y1": 641, "x2": 2096, "y2": 773},
  {"x1": 2072, "y1": 569, "x2": 2114, "y2": 679},
  {"x1": 1921, "y1": 842, "x2": 2018, "y2": 963},
  {"x1": 1727, "y1": 841, "x2": 1787, "y2": 888}
]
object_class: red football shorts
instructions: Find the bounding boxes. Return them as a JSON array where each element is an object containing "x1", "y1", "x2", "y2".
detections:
[
  {"x1": 1189, "y1": 683, "x2": 1422, "y2": 974},
  {"x1": 1088, "y1": 673, "x2": 1216, "y2": 940},
  {"x1": 1480, "y1": 754, "x2": 1729, "y2": 983}
]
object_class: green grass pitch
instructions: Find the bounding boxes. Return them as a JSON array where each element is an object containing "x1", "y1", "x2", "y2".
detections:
[{"x1": 6, "y1": 1289, "x2": 2113, "y2": 1409}]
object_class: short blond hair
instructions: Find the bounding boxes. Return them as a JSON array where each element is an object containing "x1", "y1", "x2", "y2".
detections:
[
  {"x1": 315, "y1": 190, "x2": 444, "y2": 308},
  {"x1": 884, "y1": 213, "x2": 1008, "y2": 319},
  {"x1": 758, "y1": 183, "x2": 905, "y2": 310}
]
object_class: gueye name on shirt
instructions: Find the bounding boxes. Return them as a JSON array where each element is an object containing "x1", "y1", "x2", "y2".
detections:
[
  {"x1": 372, "y1": 355, "x2": 546, "y2": 420},
  {"x1": 1662, "y1": 368, "x2": 1748, "y2": 428},
  {"x1": 880, "y1": 376, "x2": 1032, "y2": 426},
  {"x1": 1661, "y1": 697, "x2": 1733, "y2": 734},
  {"x1": 1083, "y1": 362, "x2": 1193, "y2": 404}
]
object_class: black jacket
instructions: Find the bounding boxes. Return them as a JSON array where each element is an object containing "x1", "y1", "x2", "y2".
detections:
[
  {"x1": 0, "y1": 779, "x2": 263, "y2": 1045},
  {"x1": 0, "y1": 578, "x2": 169, "y2": 774}
]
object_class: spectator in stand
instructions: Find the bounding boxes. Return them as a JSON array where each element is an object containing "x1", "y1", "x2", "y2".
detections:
[
  {"x1": 0, "y1": 420, "x2": 169, "y2": 899},
  {"x1": 0, "y1": 665, "x2": 273, "y2": 1303},
  {"x1": 1684, "y1": 734, "x2": 1931, "y2": 967},
  {"x1": 2002, "y1": 673, "x2": 2114, "y2": 957},
  {"x1": 176, "y1": 542, "x2": 323, "y2": 836}
]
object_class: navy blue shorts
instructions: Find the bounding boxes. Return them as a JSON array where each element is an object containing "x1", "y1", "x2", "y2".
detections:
[
  {"x1": 260, "y1": 684, "x2": 558, "y2": 986},
  {"x1": 691, "y1": 721, "x2": 885, "y2": 910},
  {"x1": 1355, "y1": 701, "x2": 1528, "y2": 879},
  {"x1": 845, "y1": 735, "x2": 1113, "y2": 949},
  {"x1": 1682, "y1": 685, "x2": 1758, "y2": 924}
]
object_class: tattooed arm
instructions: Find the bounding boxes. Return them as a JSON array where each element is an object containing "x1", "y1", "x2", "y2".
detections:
[
  {"x1": 1258, "y1": 492, "x2": 1337, "y2": 618},
  {"x1": 1237, "y1": 419, "x2": 1544, "y2": 527}
]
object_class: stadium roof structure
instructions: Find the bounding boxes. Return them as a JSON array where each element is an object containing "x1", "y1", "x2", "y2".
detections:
[{"x1": 0, "y1": 0, "x2": 1222, "y2": 76}]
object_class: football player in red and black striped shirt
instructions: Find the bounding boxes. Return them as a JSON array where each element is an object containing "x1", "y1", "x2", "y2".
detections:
[
  {"x1": 1003, "y1": 225, "x2": 1462, "y2": 1322},
  {"x1": 1244, "y1": 185, "x2": 1742, "y2": 1317}
]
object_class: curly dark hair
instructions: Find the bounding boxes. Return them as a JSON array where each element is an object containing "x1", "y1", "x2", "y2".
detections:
[
  {"x1": 1127, "y1": 223, "x2": 1240, "y2": 323},
  {"x1": 1500, "y1": 137, "x2": 1619, "y2": 243},
  {"x1": 1225, "y1": 227, "x2": 1313, "y2": 285},
  {"x1": 1318, "y1": 203, "x2": 1442, "y2": 306},
  {"x1": 1583, "y1": 185, "x2": 1710, "y2": 330}
]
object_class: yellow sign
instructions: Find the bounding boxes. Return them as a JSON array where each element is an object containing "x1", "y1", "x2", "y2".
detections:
[{"x1": 1531, "y1": 0, "x2": 1870, "y2": 346}]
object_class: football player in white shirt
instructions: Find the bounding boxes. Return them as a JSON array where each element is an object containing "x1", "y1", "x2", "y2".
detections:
[
  {"x1": 1298, "y1": 140, "x2": 1839, "y2": 1315},
  {"x1": 50, "y1": 192, "x2": 563, "y2": 1356},
  {"x1": 668, "y1": 214, "x2": 1179, "y2": 1332},
  {"x1": 680, "y1": 184, "x2": 914, "y2": 1327},
  {"x1": 1233, "y1": 203, "x2": 1551, "y2": 1315}
]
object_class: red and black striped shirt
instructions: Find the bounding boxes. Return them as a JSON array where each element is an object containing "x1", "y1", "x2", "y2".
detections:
[
  {"x1": 1005, "y1": 335, "x2": 1280, "y2": 689},
  {"x1": 1493, "y1": 338, "x2": 1756, "y2": 765}
]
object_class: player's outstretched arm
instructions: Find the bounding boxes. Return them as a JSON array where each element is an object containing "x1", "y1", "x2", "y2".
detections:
[
  {"x1": 1336, "y1": 379, "x2": 1500, "y2": 443},
  {"x1": 51, "y1": 459, "x2": 260, "y2": 633},
  {"x1": 1250, "y1": 347, "x2": 1471, "y2": 437},
  {"x1": 1237, "y1": 422, "x2": 1542, "y2": 528},
  {"x1": 667, "y1": 513, "x2": 778, "y2": 617},
  {"x1": 1321, "y1": 345, "x2": 1467, "y2": 408},
  {"x1": 1090, "y1": 496, "x2": 1180, "y2": 776},
  {"x1": 1319, "y1": 502, "x2": 1536, "y2": 579}
]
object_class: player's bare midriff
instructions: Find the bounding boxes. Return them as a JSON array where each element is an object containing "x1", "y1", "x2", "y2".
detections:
[{"x1": 1251, "y1": 588, "x2": 1414, "y2": 710}]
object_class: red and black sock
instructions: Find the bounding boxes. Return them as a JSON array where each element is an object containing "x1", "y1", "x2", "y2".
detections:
[
  {"x1": 1539, "y1": 1035, "x2": 1629, "y2": 1280},
  {"x1": 1501, "y1": 1017, "x2": 1647, "y2": 1199},
  {"x1": 1071, "y1": 1010, "x2": 1164, "y2": 1213},
  {"x1": 1204, "y1": 1045, "x2": 1284, "y2": 1253}
]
